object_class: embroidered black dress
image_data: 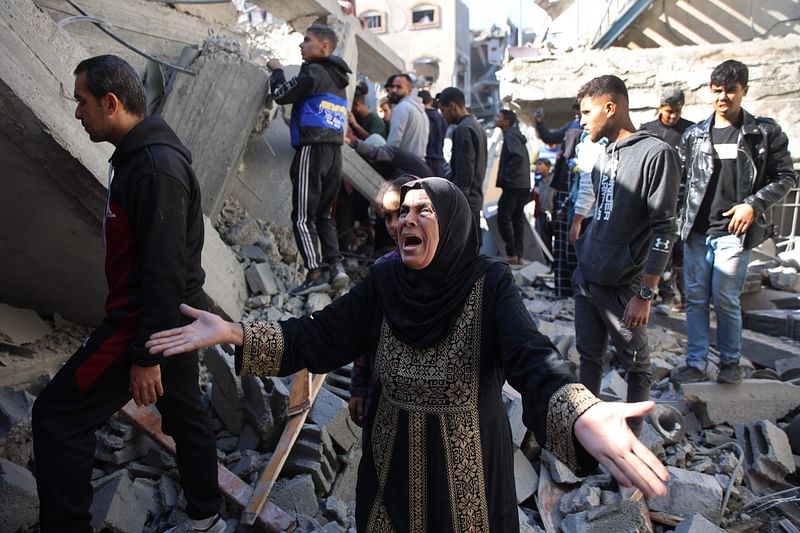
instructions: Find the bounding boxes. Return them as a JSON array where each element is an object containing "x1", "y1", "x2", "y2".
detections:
[{"x1": 236, "y1": 262, "x2": 598, "y2": 533}]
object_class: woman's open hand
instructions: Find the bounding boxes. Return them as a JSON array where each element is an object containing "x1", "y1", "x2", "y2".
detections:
[
  {"x1": 146, "y1": 304, "x2": 242, "y2": 356},
  {"x1": 574, "y1": 400, "x2": 669, "y2": 498}
]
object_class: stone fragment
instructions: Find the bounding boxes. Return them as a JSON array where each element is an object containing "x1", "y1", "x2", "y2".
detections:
[
  {"x1": 159, "y1": 476, "x2": 178, "y2": 510},
  {"x1": 308, "y1": 386, "x2": 360, "y2": 453},
  {"x1": 324, "y1": 496, "x2": 350, "y2": 525},
  {"x1": 519, "y1": 261, "x2": 550, "y2": 285},
  {"x1": 514, "y1": 448, "x2": 538, "y2": 504},
  {"x1": 241, "y1": 244, "x2": 268, "y2": 263},
  {"x1": 541, "y1": 449, "x2": 583, "y2": 485},
  {"x1": 0, "y1": 386, "x2": 35, "y2": 438},
  {"x1": 559, "y1": 484, "x2": 601, "y2": 514},
  {"x1": 0, "y1": 304, "x2": 51, "y2": 344},
  {"x1": 681, "y1": 380, "x2": 800, "y2": 427},
  {"x1": 245, "y1": 262, "x2": 279, "y2": 296},
  {"x1": 672, "y1": 512, "x2": 726, "y2": 533},
  {"x1": 224, "y1": 218, "x2": 261, "y2": 247},
  {"x1": 599, "y1": 370, "x2": 627, "y2": 401},
  {"x1": 90, "y1": 474, "x2": 148, "y2": 533},
  {"x1": 268, "y1": 474, "x2": 319, "y2": 516},
  {"x1": 330, "y1": 446, "x2": 362, "y2": 504},
  {"x1": 306, "y1": 292, "x2": 333, "y2": 314},
  {"x1": 736, "y1": 419, "x2": 795, "y2": 494},
  {"x1": 203, "y1": 345, "x2": 243, "y2": 434},
  {"x1": 518, "y1": 507, "x2": 546, "y2": 533},
  {"x1": 560, "y1": 499, "x2": 653, "y2": 532},
  {"x1": 505, "y1": 395, "x2": 527, "y2": 448},
  {"x1": 126, "y1": 462, "x2": 164, "y2": 480},
  {"x1": 0, "y1": 458, "x2": 38, "y2": 532},
  {"x1": 132, "y1": 478, "x2": 160, "y2": 518},
  {"x1": 647, "y1": 466, "x2": 722, "y2": 522}
]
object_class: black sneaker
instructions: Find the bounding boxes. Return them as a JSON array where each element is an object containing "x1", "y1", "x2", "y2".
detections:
[
  {"x1": 670, "y1": 365, "x2": 706, "y2": 384},
  {"x1": 290, "y1": 274, "x2": 330, "y2": 296},
  {"x1": 717, "y1": 362, "x2": 743, "y2": 384},
  {"x1": 329, "y1": 261, "x2": 350, "y2": 289}
]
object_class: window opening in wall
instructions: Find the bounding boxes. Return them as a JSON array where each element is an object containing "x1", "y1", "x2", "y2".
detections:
[
  {"x1": 361, "y1": 11, "x2": 386, "y2": 33},
  {"x1": 411, "y1": 5, "x2": 439, "y2": 28}
]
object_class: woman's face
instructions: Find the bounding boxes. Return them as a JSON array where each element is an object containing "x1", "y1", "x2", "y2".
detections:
[
  {"x1": 381, "y1": 189, "x2": 402, "y2": 243},
  {"x1": 398, "y1": 189, "x2": 440, "y2": 270}
]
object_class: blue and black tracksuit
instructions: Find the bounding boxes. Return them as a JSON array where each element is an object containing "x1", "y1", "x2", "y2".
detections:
[
  {"x1": 271, "y1": 55, "x2": 351, "y2": 271},
  {"x1": 32, "y1": 117, "x2": 221, "y2": 532}
]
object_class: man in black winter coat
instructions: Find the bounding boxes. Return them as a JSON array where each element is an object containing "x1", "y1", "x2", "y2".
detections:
[
  {"x1": 268, "y1": 24, "x2": 352, "y2": 295},
  {"x1": 495, "y1": 109, "x2": 532, "y2": 264},
  {"x1": 32, "y1": 55, "x2": 224, "y2": 533}
]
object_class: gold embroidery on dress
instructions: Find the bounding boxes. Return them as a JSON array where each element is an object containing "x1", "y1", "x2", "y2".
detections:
[
  {"x1": 367, "y1": 394, "x2": 399, "y2": 532},
  {"x1": 368, "y1": 275, "x2": 489, "y2": 533},
  {"x1": 545, "y1": 383, "x2": 600, "y2": 472},
  {"x1": 409, "y1": 412, "x2": 427, "y2": 533},
  {"x1": 240, "y1": 322, "x2": 283, "y2": 377}
]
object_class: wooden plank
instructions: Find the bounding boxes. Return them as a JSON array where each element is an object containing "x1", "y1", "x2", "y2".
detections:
[
  {"x1": 241, "y1": 373, "x2": 327, "y2": 525},
  {"x1": 119, "y1": 402, "x2": 295, "y2": 532},
  {"x1": 287, "y1": 368, "x2": 312, "y2": 416},
  {"x1": 649, "y1": 511, "x2": 682, "y2": 527}
]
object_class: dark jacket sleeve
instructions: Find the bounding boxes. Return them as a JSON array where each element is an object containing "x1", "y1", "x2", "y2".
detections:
[
  {"x1": 745, "y1": 123, "x2": 797, "y2": 217},
  {"x1": 535, "y1": 120, "x2": 570, "y2": 145},
  {"x1": 451, "y1": 124, "x2": 476, "y2": 195},
  {"x1": 643, "y1": 146, "x2": 680, "y2": 276},
  {"x1": 270, "y1": 65, "x2": 315, "y2": 105},
  {"x1": 126, "y1": 171, "x2": 194, "y2": 366},
  {"x1": 492, "y1": 267, "x2": 598, "y2": 474},
  {"x1": 351, "y1": 138, "x2": 395, "y2": 164}
]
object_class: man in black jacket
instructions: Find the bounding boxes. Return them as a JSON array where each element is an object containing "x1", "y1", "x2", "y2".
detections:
[
  {"x1": 671, "y1": 60, "x2": 797, "y2": 385},
  {"x1": 573, "y1": 75, "x2": 680, "y2": 432},
  {"x1": 494, "y1": 109, "x2": 531, "y2": 264},
  {"x1": 268, "y1": 24, "x2": 351, "y2": 295},
  {"x1": 439, "y1": 87, "x2": 487, "y2": 243},
  {"x1": 32, "y1": 55, "x2": 223, "y2": 533}
]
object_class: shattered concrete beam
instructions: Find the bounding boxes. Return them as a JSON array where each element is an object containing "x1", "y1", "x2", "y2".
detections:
[{"x1": 250, "y1": 0, "x2": 404, "y2": 82}]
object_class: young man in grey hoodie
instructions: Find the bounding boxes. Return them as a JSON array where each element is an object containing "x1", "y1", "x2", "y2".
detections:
[{"x1": 572, "y1": 75, "x2": 680, "y2": 432}]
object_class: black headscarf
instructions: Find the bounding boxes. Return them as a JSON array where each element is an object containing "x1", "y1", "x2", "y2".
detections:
[{"x1": 371, "y1": 177, "x2": 497, "y2": 348}]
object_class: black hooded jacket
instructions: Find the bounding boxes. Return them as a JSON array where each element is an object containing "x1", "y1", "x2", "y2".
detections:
[
  {"x1": 497, "y1": 126, "x2": 531, "y2": 189},
  {"x1": 105, "y1": 116, "x2": 206, "y2": 366},
  {"x1": 271, "y1": 55, "x2": 351, "y2": 148}
]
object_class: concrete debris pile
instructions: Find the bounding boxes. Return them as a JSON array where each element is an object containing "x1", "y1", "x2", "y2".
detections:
[
  {"x1": 512, "y1": 269, "x2": 800, "y2": 532},
  {"x1": 1, "y1": 199, "x2": 799, "y2": 532}
]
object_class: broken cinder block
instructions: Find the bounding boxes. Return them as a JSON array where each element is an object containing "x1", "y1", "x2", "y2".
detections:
[
  {"x1": 647, "y1": 466, "x2": 722, "y2": 523},
  {"x1": 681, "y1": 379, "x2": 800, "y2": 427},
  {"x1": 736, "y1": 419, "x2": 796, "y2": 494}
]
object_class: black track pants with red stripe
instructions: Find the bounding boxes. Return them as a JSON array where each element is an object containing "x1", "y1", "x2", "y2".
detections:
[
  {"x1": 32, "y1": 320, "x2": 221, "y2": 533},
  {"x1": 290, "y1": 143, "x2": 343, "y2": 271}
]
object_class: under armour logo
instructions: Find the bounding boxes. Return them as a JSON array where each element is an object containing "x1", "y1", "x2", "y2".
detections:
[{"x1": 653, "y1": 237, "x2": 670, "y2": 251}]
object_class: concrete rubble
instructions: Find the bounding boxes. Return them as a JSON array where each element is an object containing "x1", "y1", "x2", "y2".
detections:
[{"x1": 1, "y1": 194, "x2": 799, "y2": 532}]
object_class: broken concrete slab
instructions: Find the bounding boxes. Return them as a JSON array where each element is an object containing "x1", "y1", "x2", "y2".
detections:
[
  {"x1": 160, "y1": 39, "x2": 269, "y2": 218},
  {"x1": 306, "y1": 292, "x2": 333, "y2": 314},
  {"x1": 681, "y1": 380, "x2": 800, "y2": 427},
  {"x1": 90, "y1": 474, "x2": 148, "y2": 533},
  {"x1": 736, "y1": 420, "x2": 795, "y2": 494},
  {"x1": 245, "y1": 262, "x2": 280, "y2": 296},
  {"x1": 673, "y1": 512, "x2": 726, "y2": 533},
  {"x1": 203, "y1": 345, "x2": 244, "y2": 435},
  {"x1": 559, "y1": 484, "x2": 601, "y2": 514},
  {"x1": 224, "y1": 218, "x2": 262, "y2": 248},
  {"x1": 519, "y1": 261, "x2": 550, "y2": 285},
  {"x1": 0, "y1": 303, "x2": 51, "y2": 345},
  {"x1": 202, "y1": 217, "x2": 247, "y2": 322},
  {"x1": 505, "y1": 395, "x2": 527, "y2": 448},
  {"x1": 0, "y1": 458, "x2": 38, "y2": 532},
  {"x1": 241, "y1": 244, "x2": 268, "y2": 264},
  {"x1": 330, "y1": 445, "x2": 361, "y2": 505},
  {"x1": 308, "y1": 385, "x2": 360, "y2": 453},
  {"x1": 514, "y1": 448, "x2": 538, "y2": 504},
  {"x1": 775, "y1": 357, "x2": 800, "y2": 381},
  {"x1": 647, "y1": 466, "x2": 723, "y2": 523},
  {"x1": 541, "y1": 449, "x2": 584, "y2": 485},
  {"x1": 600, "y1": 370, "x2": 627, "y2": 401},
  {"x1": 560, "y1": 499, "x2": 653, "y2": 533}
]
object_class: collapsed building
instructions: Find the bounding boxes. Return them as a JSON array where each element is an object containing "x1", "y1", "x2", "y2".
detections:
[{"x1": 1, "y1": 0, "x2": 800, "y2": 532}]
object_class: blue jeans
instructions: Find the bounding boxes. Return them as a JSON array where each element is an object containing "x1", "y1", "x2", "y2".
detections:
[{"x1": 684, "y1": 231, "x2": 751, "y2": 369}]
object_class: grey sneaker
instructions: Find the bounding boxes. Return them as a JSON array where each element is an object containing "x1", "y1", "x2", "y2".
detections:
[
  {"x1": 717, "y1": 362, "x2": 743, "y2": 384},
  {"x1": 329, "y1": 261, "x2": 350, "y2": 289},
  {"x1": 670, "y1": 365, "x2": 706, "y2": 384},
  {"x1": 654, "y1": 303, "x2": 670, "y2": 316},
  {"x1": 290, "y1": 273, "x2": 331, "y2": 296},
  {"x1": 165, "y1": 515, "x2": 226, "y2": 533}
]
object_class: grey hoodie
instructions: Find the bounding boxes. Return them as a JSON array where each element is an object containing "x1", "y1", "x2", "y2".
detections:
[
  {"x1": 387, "y1": 94, "x2": 429, "y2": 158},
  {"x1": 575, "y1": 130, "x2": 680, "y2": 286}
]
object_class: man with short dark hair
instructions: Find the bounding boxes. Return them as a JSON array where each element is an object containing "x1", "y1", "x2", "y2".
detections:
[
  {"x1": 348, "y1": 89, "x2": 386, "y2": 140},
  {"x1": 268, "y1": 23, "x2": 351, "y2": 295},
  {"x1": 32, "y1": 54, "x2": 223, "y2": 533},
  {"x1": 419, "y1": 89, "x2": 448, "y2": 176},
  {"x1": 386, "y1": 73, "x2": 429, "y2": 157},
  {"x1": 640, "y1": 87, "x2": 695, "y2": 314},
  {"x1": 671, "y1": 59, "x2": 796, "y2": 385},
  {"x1": 573, "y1": 75, "x2": 680, "y2": 432},
  {"x1": 439, "y1": 87, "x2": 487, "y2": 240},
  {"x1": 494, "y1": 109, "x2": 531, "y2": 264}
]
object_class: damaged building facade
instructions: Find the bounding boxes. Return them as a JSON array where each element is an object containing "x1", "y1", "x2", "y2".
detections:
[{"x1": 1, "y1": 0, "x2": 800, "y2": 532}]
